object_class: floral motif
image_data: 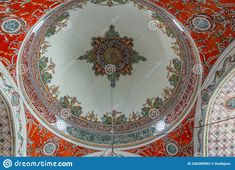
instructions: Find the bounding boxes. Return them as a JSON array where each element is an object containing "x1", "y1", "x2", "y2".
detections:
[
  {"x1": 191, "y1": 15, "x2": 213, "y2": 32},
  {"x1": 45, "y1": 12, "x2": 70, "y2": 38},
  {"x1": 90, "y1": 0, "x2": 128, "y2": 6},
  {"x1": 59, "y1": 96, "x2": 83, "y2": 117},
  {"x1": 142, "y1": 58, "x2": 181, "y2": 116},
  {"x1": 78, "y1": 25, "x2": 147, "y2": 87},
  {"x1": 37, "y1": 6, "x2": 183, "y2": 126},
  {"x1": 101, "y1": 110, "x2": 127, "y2": 125},
  {"x1": 39, "y1": 48, "x2": 180, "y2": 124},
  {"x1": 151, "y1": 13, "x2": 175, "y2": 39},
  {"x1": 43, "y1": 142, "x2": 57, "y2": 156},
  {"x1": 1, "y1": 0, "x2": 230, "y2": 155},
  {"x1": 39, "y1": 56, "x2": 83, "y2": 118},
  {"x1": 142, "y1": 97, "x2": 164, "y2": 117},
  {"x1": 1, "y1": 18, "x2": 22, "y2": 34}
]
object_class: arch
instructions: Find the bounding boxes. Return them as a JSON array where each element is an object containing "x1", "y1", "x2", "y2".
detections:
[
  {"x1": 0, "y1": 91, "x2": 15, "y2": 156},
  {"x1": 194, "y1": 40, "x2": 235, "y2": 156},
  {"x1": 0, "y1": 62, "x2": 27, "y2": 156}
]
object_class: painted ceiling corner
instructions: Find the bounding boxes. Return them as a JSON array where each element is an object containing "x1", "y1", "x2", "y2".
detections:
[
  {"x1": 194, "y1": 40, "x2": 235, "y2": 157},
  {"x1": 0, "y1": 0, "x2": 234, "y2": 157},
  {"x1": 0, "y1": 62, "x2": 27, "y2": 156}
]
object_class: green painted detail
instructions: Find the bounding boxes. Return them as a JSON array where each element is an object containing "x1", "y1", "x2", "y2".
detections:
[
  {"x1": 78, "y1": 25, "x2": 147, "y2": 88},
  {"x1": 45, "y1": 12, "x2": 70, "y2": 38},
  {"x1": 90, "y1": 0, "x2": 128, "y2": 6},
  {"x1": 66, "y1": 125, "x2": 155, "y2": 144},
  {"x1": 39, "y1": 4, "x2": 181, "y2": 125}
]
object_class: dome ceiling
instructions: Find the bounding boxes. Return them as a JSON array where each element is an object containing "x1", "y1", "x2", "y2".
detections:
[
  {"x1": 0, "y1": 0, "x2": 234, "y2": 156},
  {"x1": 194, "y1": 40, "x2": 235, "y2": 157},
  {"x1": 17, "y1": 0, "x2": 201, "y2": 149}
]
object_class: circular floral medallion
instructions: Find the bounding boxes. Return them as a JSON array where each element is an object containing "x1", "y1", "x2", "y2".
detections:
[
  {"x1": 191, "y1": 14, "x2": 213, "y2": 32},
  {"x1": 11, "y1": 92, "x2": 20, "y2": 106},
  {"x1": 43, "y1": 142, "x2": 57, "y2": 156},
  {"x1": 18, "y1": 0, "x2": 201, "y2": 149},
  {"x1": 1, "y1": 18, "x2": 22, "y2": 34},
  {"x1": 166, "y1": 143, "x2": 178, "y2": 156}
]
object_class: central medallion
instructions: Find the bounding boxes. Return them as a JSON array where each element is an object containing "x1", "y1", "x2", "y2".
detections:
[{"x1": 78, "y1": 25, "x2": 147, "y2": 87}]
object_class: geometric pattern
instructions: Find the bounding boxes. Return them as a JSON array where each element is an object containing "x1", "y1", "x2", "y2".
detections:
[
  {"x1": 207, "y1": 74, "x2": 235, "y2": 156},
  {"x1": 0, "y1": 91, "x2": 15, "y2": 156},
  {"x1": 194, "y1": 40, "x2": 235, "y2": 156}
]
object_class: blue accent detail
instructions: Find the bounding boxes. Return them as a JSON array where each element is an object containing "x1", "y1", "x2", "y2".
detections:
[
  {"x1": 2, "y1": 19, "x2": 21, "y2": 33},
  {"x1": 225, "y1": 97, "x2": 235, "y2": 109}
]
